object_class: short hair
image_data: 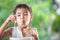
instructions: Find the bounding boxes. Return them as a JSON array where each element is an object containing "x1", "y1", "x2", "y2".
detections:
[{"x1": 13, "y1": 4, "x2": 32, "y2": 14}]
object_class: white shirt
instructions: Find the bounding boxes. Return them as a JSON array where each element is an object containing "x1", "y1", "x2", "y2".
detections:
[
  {"x1": 10, "y1": 27, "x2": 34, "y2": 40},
  {"x1": 11, "y1": 27, "x2": 23, "y2": 38}
]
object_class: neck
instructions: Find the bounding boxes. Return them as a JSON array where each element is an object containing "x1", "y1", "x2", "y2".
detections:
[{"x1": 18, "y1": 25, "x2": 30, "y2": 31}]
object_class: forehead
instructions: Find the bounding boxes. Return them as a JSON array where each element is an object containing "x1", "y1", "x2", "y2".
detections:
[{"x1": 16, "y1": 8, "x2": 28, "y2": 13}]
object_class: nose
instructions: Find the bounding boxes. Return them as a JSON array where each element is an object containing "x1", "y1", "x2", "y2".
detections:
[
  {"x1": 20, "y1": 14, "x2": 25, "y2": 23},
  {"x1": 21, "y1": 14, "x2": 24, "y2": 19}
]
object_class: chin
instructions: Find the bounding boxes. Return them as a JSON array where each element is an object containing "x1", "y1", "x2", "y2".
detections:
[{"x1": 22, "y1": 24, "x2": 28, "y2": 28}]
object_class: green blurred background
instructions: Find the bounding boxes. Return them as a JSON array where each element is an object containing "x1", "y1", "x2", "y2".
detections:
[{"x1": 0, "y1": 0, "x2": 60, "y2": 40}]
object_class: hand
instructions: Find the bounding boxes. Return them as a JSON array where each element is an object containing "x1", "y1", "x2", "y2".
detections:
[
  {"x1": 22, "y1": 28, "x2": 33, "y2": 36},
  {"x1": 6, "y1": 15, "x2": 16, "y2": 23}
]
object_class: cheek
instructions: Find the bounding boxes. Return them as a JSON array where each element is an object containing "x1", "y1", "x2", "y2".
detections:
[
  {"x1": 16, "y1": 17, "x2": 21, "y2": 23},
  {"x1": 24, "y1": 16, "x2": 30, "y2": 21},
  {"x1": 27, "y1": 17, "x2": 30, "y2": 21},
  {"x1": 25, "y1": 17, "x2": 31, "y2": 24},
  {"x1": 25, "y1": 15, "x2": 31, "y2": 21},
  {"x1": 24, "y1": 16, "x2": 28, "y2": 21}
]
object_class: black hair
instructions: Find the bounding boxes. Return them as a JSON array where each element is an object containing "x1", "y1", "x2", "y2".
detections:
[{"x1": 13, "y1": 4, "x2": 32, "y2": 14}]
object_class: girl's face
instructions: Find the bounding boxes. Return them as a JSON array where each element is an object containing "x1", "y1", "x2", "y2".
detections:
[{"x1": 15, "y1": 8, "x2": 32, "y2": 28}]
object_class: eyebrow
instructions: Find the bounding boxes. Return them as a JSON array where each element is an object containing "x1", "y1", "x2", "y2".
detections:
[
  {"x1": 23, "y1": 11, "x2": 27, "y2": 13},
  {"x1": 17, "y1": 12, "x2": 21, "y2": 14},
  {"x1": 16, "y1": 10, "x2": 28, "y2": 14}
]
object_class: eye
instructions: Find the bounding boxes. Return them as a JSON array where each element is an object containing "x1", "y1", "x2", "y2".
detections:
[
  {"x1": 18, "y1": 15, "x2": 21, "y2": 16},
  {"x1": 24, "y1": 14, "x2": 28, "y2": 16}
]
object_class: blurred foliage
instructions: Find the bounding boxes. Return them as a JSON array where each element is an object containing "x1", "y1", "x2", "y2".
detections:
[{"x1": 52, "y1": 15, "x2": 60, "y2": 32}]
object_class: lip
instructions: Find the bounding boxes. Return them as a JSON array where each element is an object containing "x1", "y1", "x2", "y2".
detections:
[{"x1": 21, "y1": 21, "x2": 25, "y2": 24}]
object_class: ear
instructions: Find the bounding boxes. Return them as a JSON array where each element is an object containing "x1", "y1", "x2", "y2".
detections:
[
  {"x1": 14, "y1": 15, "x2": 17, "y2": 23},
  {"x1": 30, "y1": 14, "x2": 33, "y2": 22}
]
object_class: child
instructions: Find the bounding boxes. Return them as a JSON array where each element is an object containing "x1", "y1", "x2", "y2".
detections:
[{"x1": 0, "y1": 4, "x2": 38, "y2": 40}]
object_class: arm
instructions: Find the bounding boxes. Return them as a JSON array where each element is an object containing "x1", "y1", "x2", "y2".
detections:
[
  {"x1": 28, "y1": 28, "x2": 38, "y2": 40},
  {"x1": 1, "y1": 28, "x2": 12, "y2": 38},
  {"x1": 31, "y1": 30, "x2": 38, "y2": 40},
  {"x1": 0, "y1": 15, "x2": 15, "y2": 38},
  {"x1": 0, "y1": 20, "x2": 9, "y2": 37},
  {"x1": 30, "y1": 30, "x2": 38, "y2": 40}
]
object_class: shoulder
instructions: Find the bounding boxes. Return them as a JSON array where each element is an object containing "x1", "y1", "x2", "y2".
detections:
[
  {"x1": 4, "y1": 27, "x2": 17, "y2": 33},
  {"x1": 4, "y1": 27, "x2": 13, "y2": 33}
]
